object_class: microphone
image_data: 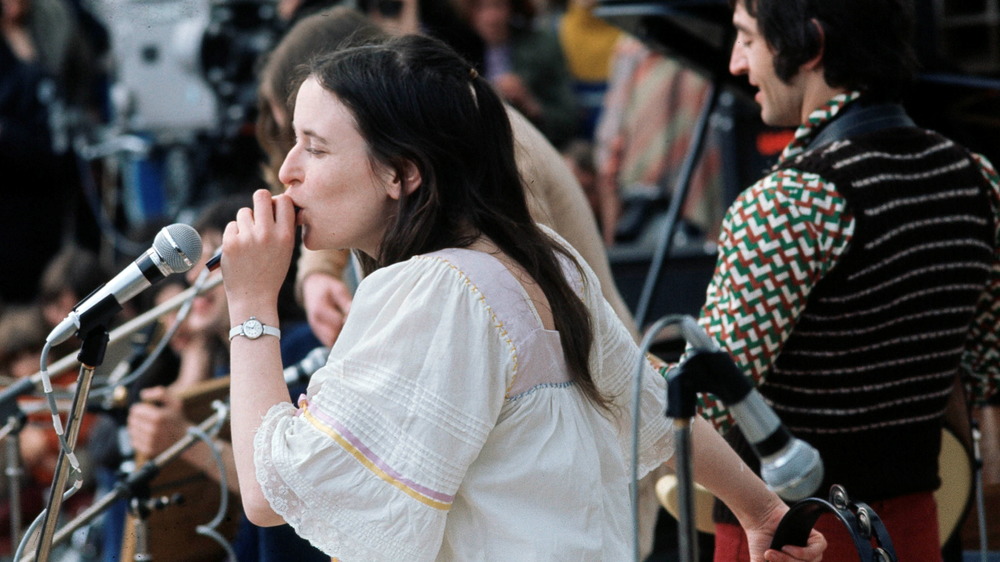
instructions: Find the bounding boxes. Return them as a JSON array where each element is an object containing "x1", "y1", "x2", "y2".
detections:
[
  {"x1": 679, "y1": 316, "x2": 824, "y2": 501},
  {"x1": 47, "y1": 224, "x2": 203, "y2": 346},
  {"x1": 284, "y1": 346, "x2": 330, "y2": 387}
]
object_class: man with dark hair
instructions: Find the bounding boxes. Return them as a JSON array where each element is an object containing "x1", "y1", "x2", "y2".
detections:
[{"x1": 685, "y1": 0, "x2": 1000, "y2": 559}]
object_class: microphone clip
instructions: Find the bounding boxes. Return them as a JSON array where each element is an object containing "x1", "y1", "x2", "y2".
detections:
[{"x1": 665, "y1": 349, "x2": 749, "y2": 420}]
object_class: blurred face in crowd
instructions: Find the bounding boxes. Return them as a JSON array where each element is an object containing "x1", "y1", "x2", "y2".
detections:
[
  {"x1": 470, "y1": 0, "x2": 511, "y2": 46},
  {"x1": 9, "y1": 349, "x2": 41, "y2": 378},
  {"x1": 279, "y1": 77, "x2": 399, "y2": 258},
  {"x1": 1, "y1": 0, "x2": 31, "y2": 23},
  {"x1": 152, "y1": 281, "x2": 196, "y2": 354},
  {"x1": 729, "y1": 0, "x2": 806, "y2": 127}
]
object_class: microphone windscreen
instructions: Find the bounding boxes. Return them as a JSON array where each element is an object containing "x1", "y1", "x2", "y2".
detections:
[
  {"x1": 763, "y1": 439, "x2": 824, "y2": 501},
  {"x1": 154, "y1": 224, "x2": 203, "y2": 273}
]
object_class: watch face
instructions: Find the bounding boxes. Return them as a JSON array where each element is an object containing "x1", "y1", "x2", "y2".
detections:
[{"x1": 243, "y1": 319, "x2": 264, "y2": 339}]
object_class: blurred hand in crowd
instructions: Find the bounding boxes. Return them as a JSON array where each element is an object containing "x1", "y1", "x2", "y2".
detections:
[{"x1": 301, "y1": 272, "x2": 353, "y2": 347}]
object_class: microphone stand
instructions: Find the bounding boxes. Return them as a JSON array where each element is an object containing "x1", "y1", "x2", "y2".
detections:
[
  {"x1": 632, "y1": 315, "x2": 697, "y2": 562},
  {"x1": 2, "y1": 410, "x2": 27, "y2": 549},
  {"x1": 663, "y1": 343, "x2": 700, "y2": 562},
  {"x1": 33, "y1": 325, "x2": 111, "y2": 562},
  {"x1": 18, "y1": 406, "x2": 229, "y2": 562}
]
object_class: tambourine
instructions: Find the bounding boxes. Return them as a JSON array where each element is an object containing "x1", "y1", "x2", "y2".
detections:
[{"x1": 769, "y1": 484, "x2": 898, "y2": 561}]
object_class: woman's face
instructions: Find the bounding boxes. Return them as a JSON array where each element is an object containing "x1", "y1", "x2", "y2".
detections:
[{"x1": 279, "y1": 77, "x2": 397, "y2": 257}]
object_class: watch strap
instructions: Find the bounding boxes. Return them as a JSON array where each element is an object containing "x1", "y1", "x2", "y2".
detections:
[{"x1": 229, "y1": 317, "x2": 282, "y2": 340}]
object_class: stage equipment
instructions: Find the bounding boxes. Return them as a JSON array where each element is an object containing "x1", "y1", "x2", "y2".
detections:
[
  {"x1": 119, "y1": 378, "x2": 238, "y2": 562},
  {"x1": 2, "y1": 406, "x2": 28, "y2": 550},
  {"x1": 634, "y1": 315, "x2": 824, "y2": 562},
  {"x1": 676, "y1": 317, "x2": 824, "y2": 502},
  {"x1": 15, "y1": 401, "x2": 231, "y2": 562},
  {"x1": 91, "y1": 0, "x2": 280, "y2": 139},
  {"x1": 6, "y1": 266, "x2": 228, "y2": 561},
  {"x1": 594, "y1": 0, "x2": 765, "y2": 330},
  {"x1": 283, "y1": 347, "x2": 330, "y2": 388},
  {"x1": 46, "y1": 223, "x2": 202, "y2": 346},
  {"x1": 7, "y1": 226, "x2": 201, "y2": 561},
  {"x1": 654, "y1": 425, "x2": 976, "y2": 542},
  {"x1": 3, "y1": 272, "x2": 223, "y2": 409}
]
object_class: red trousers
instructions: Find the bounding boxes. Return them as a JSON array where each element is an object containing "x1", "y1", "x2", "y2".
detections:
[{"x1": 714, "y1": 491, "x2": 942, "y2": 561}]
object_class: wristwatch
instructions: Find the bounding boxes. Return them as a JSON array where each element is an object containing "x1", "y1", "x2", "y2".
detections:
[{"x1": 229, "y1": 316, "x2": 281, "y2": 341}]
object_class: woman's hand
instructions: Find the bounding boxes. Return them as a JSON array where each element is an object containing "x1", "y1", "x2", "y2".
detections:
[
  {"x1": 221, "y1": 189, "x2": 296, "y2": 316},
  {"x1": 682, "y1": 415, "x2": 826, "y2": 562},
  {"x1": 744, "y1": 502, "x2": 826, "y2": 562}
]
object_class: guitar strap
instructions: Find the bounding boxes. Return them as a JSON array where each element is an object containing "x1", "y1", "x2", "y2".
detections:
[{"x1": 804, "y1": 102, "x2": 916, "y2": 153}]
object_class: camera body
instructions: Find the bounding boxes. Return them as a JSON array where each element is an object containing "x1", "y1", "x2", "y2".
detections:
[{"x1": 96, "y1": 0, "x2": 280, "y2": 140}]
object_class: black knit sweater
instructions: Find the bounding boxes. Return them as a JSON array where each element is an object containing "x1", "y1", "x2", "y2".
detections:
[{"x1": 716, "y1": 125, "x2": 995, "y2": 523}]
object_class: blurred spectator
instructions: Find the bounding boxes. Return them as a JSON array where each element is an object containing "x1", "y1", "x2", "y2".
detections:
[
  {"x1": 458, "y1": 0, "x2": 578, "y2": 148},
  {"x1": 0, "y1": 9, "x2": 67, "y2": 304},
  {"x1": 4, "y1": 0, "x2": 100, "y2": 112},
  {"x1": 0, "y1": 303, "x2": 46, "y2": 380},
  {"x1": 276, "y1": 0, "x2": 486, "y2": 70},
  {"x1": 594, "y1": 35, "x2": 726, "y2": 246},
  {"x1": 555, "y1": 0, "x2": 620, "y2": 139},
  {"x1": 37, "y1": 244, "x2": 113, "y2": 332}
]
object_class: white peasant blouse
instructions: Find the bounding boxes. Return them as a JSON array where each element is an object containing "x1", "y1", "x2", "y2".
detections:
[{"x1": 253, "y1": 234, "x2": 673, "y2": 561}]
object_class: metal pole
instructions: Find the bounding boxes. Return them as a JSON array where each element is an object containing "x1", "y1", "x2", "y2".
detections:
[
  {"x1": 32, "y1": 363, "x2": 98, "y2": 561},
  {"x1": 4, "y1": 417, "x2": 24, "y2": 549},
  {"x1": 635, "y1": 82, "x2": 721, "y2": 329},
  {"x1": 673, "y1": 417, "x2": 699, "y2": 562}
]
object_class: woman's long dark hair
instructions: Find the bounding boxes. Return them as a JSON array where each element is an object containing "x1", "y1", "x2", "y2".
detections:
[{"x1": 303, "y1": 34, "x2": 606, "y2": 410}]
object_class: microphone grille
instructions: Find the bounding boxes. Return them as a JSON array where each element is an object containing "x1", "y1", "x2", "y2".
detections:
[{"x1": 153, "y1": 223, "x2": 203, "y2": 273}]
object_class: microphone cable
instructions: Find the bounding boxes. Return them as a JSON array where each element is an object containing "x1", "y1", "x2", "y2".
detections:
[
  {"x1": 15, "y1": 340, "x2": 86, "y2": 561},
  {"x1": 188, "y1": 399, "x2": 237, "y2": 562},
  {"x1": 630, "y1": 314, "x2": 689, "y2": 562}
]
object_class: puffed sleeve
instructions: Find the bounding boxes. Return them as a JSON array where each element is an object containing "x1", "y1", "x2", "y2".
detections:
[
  {"x1": 253, "y1": 256, "x2": 515, "y2": 561},
  {"x1": 547, "y1": 226, "x2": 674, "y2": 477},
  {"x1": 583, "y1": 260, "x2": 674, "y2": 477}
]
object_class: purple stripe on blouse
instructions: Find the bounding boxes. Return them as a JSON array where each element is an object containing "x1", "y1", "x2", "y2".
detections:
[{"x1": 298, "y1": 397, "x2": 456, "y2": 504}]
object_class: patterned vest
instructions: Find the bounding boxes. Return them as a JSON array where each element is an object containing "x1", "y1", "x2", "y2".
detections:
[{"x1": 717, "y1": 126, "x2": 995, "y2": 522}]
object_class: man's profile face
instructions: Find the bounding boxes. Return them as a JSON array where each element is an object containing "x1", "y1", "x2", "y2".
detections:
[{"x1": 729, "y1": 0, "x2": 806, "y2": 127}]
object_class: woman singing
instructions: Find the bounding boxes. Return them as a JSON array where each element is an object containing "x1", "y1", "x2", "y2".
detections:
[{"x1": 220, "y1": 33, "x2": 824, "y2": 561}]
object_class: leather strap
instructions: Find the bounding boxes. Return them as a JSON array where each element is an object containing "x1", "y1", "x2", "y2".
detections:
[{"x1": 805, "y1": 102, "x2": 916, "y2": 153}]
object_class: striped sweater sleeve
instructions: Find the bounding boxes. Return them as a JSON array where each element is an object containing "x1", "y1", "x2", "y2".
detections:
[{"x1": 962, "y1": 153, "x2": 1000, "y2": 402}]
